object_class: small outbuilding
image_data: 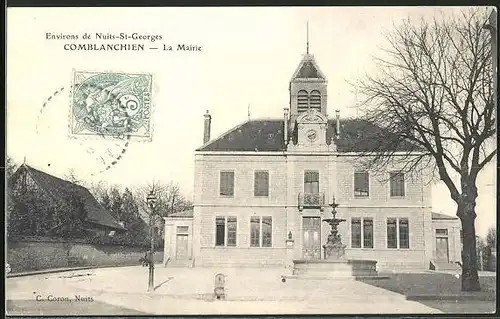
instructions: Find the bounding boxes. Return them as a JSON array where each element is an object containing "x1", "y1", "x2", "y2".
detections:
[
  {"x1": 163, "y1": 210, "x2": 194, "y2": 266},
  {"x1": 431, "y1": 212, "x2": 462, "y2": 270}
]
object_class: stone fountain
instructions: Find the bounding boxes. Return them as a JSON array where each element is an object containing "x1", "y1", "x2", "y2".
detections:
[
  {"x1": 322, "y1": 197, "x2": 347, "y2": 260},
  {"x1": 285, "y1": 195, "x2": 380, "y2": 280}
]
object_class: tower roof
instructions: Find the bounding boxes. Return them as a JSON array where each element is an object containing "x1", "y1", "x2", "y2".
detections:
[{"x1": 290, "y1": 53, "x2": 327, "y2": 81}]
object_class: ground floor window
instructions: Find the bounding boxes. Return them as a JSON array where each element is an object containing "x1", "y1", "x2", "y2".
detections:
[
  {"x1": 351, "y1": 217, "x2": 373, "y2": 248},
  {"x1": 387, "y1": 217, "x2": 409, "y2": 249},
  {"x1": 215, "y1": 216, "x2": 237, "y2": 247},
  {"x1": 250, "y1": 216, "x2": 272, "y2": 247}
]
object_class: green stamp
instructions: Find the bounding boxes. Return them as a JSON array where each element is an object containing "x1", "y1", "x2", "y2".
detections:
[{"x1": 70, "y1": 71, "x2": 153, "y2": 140}]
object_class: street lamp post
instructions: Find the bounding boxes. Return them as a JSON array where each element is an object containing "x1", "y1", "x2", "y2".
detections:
[{"x1": 146, "y1": 190, "x2": 157, "y2": 292}]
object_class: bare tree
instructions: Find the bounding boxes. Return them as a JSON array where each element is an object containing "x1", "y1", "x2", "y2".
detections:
[
  {"x1": 87, "y1": 181, "x2": 110, "y2": 203},
  {"x1": 352, "y1": 9, "x2": 496, "y2": 291},
  {"x1": 6, "y1": 155, "x2": 18, "y2": 181},
  {"x1": 134, "y1": 180, "x2": 192, "y2": 220},
  {"x1": 162, "y1": 182, "x2": 193, "y2": 216},
  {"x1": 64, "y1": 169, "x2": 85, "y2": 187},
  {"x1": 133, "y1": 180, "x2": 169, "y2": 247},
  {"x1": 134, "y1": 180, "x2": 167, "y2": 221},
  {"x1": 485, "y1": 227, "x2": 496, "y2": 249}
]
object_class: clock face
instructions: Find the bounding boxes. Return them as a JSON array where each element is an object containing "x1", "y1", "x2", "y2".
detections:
[{"x1": 306, "y1": 129, "x2": 317, "y2": 141}]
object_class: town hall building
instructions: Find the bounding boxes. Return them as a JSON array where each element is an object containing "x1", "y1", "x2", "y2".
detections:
[{"x1": 163, "y1": 48, "x2": 462, "y2": 272}]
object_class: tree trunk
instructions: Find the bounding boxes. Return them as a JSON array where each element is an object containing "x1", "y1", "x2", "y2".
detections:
[{"x1": 459, "y1": 211, "x2": 481, "y2": 291}]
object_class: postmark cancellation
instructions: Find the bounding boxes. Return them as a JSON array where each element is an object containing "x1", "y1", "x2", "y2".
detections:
[{"x1": 70, "y1": 70, "x2": 153, "y2": 141}]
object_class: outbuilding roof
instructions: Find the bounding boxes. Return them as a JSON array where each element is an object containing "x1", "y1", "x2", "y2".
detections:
[
  {"x1": 11, "y1": 164, "x2": 125, "y2": 231},
  {"x1": 432, "y1": 212, "x2": 459, "y2": 220},
  {"x1": 167, "y1": 210, "x2": 194, "y2": 218}
]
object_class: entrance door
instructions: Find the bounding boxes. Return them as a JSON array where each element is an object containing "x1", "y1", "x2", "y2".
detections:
[
  {"x1": 302, "y1": 217, "x2": 321, "y2": 260},
  {"x1": 436, "y1": 237, "x2": 449, "y2": 262},
  {"x1": 176, "y1": 234, "x2": 189, "y2": 260}
]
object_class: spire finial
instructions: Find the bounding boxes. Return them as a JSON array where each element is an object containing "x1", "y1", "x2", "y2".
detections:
[
  {"x1": 248, "y1": 103, "x2": 251, "y2": 121},
  {"x1": 306, "y1": 21, "x2": 309, "y2": 54},
  {"x1": 23, "y1": 156, "x2": 26, "y2": 164}
]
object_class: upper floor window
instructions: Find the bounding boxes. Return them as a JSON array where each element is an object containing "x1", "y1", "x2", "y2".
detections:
[
  {"x1": 309, "y1": 90, "x2": 321, "y2": 111},
  {"x1": 254, "y1": 171, "x2": 269, "y2": 197},
  {"x1": 250, "y1": 216, "x2": 272, "y2": 247},
  {"x1": 304, "y1": 170, "x2": 319, "y2": 194},
  {"x1": 220, "y1": 171, "x2": 234, "y2": 197},
  {"x1": 390, "y1": 172, "x2": 405, "y2": 197},
  {"x1": 215, "y1": 216, "x2": 237, "y2": 247},
  {"x1": 387, "y1": 217, "x2": 409, "y2": 249},
  {"x1": 351, "y1": 217, "x2": 374, "y2": 248},
  {"x1": 354, "y1": 171, "x2": 369, "y2": 197}
]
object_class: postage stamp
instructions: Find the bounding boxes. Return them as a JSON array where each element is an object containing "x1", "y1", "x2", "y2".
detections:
[
  {"x1": 70, "y1": 70, "x2": 153, "y2": 141},
  {"x1": 34, "y1": 84, "x2": 132, "y2": 178}
]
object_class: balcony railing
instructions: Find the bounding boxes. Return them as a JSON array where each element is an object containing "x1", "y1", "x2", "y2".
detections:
[{"x1": 298, "y1": 192, "x2": 325, "y2": 211}]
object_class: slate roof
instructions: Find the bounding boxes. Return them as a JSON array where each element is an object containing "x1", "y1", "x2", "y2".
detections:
[
  {"x1": 14, "y1": 165, "x2": 125, "y2": 231},
  {"x1": 197, "y1": 118, "x2": 421, "y2": 153},
  {"x1": 432, "y1": 212, "x2": 459, "y2": 220},
  {"x1": 297, "y1": 61, "x2": 322, "y2": 78},
  {"x1": 291, "y1": 53, "x2": 326, "y2": 80}
]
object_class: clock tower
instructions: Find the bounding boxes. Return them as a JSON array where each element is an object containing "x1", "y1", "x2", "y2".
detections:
[
  {"x1": 287, "y1": 43, "x2": 332, "y2": 151},
  {"x1": 289, "y1": 52, "x2": 328, "y2": 124}
]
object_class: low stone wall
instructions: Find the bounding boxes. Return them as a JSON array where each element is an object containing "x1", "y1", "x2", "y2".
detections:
[{"x1": 7, "y1": 236, "x2": 164, "y2": 273}]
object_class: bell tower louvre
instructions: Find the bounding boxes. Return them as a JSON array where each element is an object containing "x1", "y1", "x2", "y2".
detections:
[{"x1": 288, "y1": 23, "x2": 328, "y2": 126}]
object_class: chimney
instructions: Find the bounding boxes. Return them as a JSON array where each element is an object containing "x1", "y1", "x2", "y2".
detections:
[
  {"x1": 203, "y1": 110, "x2": 211, "y2": 144},
  {"x1": 335, "y1": 110, "x2": 340, "y2": 138},
  {"x1": 284, "y1": 108, "x2": 289, "y2": 143}
]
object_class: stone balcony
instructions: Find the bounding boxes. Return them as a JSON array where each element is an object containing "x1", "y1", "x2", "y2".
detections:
[{"x1": 298, "y1": 192, "x2": 325, "y2": 211}]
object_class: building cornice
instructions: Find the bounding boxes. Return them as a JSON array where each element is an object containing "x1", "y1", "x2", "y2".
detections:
[
  {"x1": 195, "y1": 151, "x2": 428, "y2": 156},
  {"x1": 194, "y1": 204, "x2": 432, "y2": 209}
]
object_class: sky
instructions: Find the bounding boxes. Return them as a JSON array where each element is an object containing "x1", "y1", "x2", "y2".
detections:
[{"x1": 6, "y1": 6, "x2": 496, "y2": 236}]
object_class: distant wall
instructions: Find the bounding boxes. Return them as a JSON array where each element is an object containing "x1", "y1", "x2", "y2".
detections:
[{"x1": 7, "y1": 236, "x2": 164, "y2": 273}]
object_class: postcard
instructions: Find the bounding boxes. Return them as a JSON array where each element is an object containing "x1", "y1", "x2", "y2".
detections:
[{"x1": 5, "y1": 6, "x2": 497, "y2": 316}]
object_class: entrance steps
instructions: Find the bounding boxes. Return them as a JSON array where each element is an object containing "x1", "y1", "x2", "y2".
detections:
[
  {"x1": 165, "y1": 258, "x2": 194, "y2": 268},
  {"x1": 430, "y1": 260, "x2": 462, "y2": 271},
  {"x1": 284, "y1": 259, "x2": 386, "y2": 281}
]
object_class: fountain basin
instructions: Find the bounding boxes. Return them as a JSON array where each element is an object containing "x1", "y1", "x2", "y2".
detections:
[{"x1": 290, "y1": 259, "x2": 379, "y2": 279}]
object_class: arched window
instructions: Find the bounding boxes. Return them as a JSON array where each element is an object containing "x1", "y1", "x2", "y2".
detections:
[
  {"x1": 297, "y1": 90, "x2": 309, "y2": 113},
  {"x1": 309, "y1": 90, "x2": 321, "y2": 111}
]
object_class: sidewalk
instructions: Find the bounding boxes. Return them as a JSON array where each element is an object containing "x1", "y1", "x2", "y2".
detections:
[
  {"x1": 7, "y1": 266, "x2": 100, "y2": 278},
  {"x1": 6, "y1": 263, "x2": 164, "y2": 278},
  {"x1": 427, "y1": 270, "x2": 497, "y2": 277}
]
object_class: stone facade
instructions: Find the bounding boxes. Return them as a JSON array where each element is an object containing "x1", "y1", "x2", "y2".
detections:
[{"x1": 191, "y1": 152, "x2": 436, "y2": 271}]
